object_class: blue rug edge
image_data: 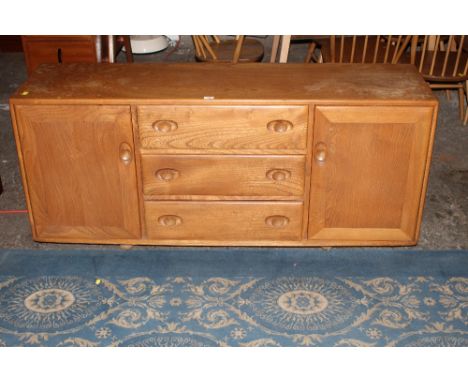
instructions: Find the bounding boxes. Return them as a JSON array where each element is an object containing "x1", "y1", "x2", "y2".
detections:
[{"x1": 0, "y1": 247, "x2": 467, "y2": 278}]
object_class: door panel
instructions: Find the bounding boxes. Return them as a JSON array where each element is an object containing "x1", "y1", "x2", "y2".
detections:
[
  {"x1": 15, "y1": 105, "x2": 141, "y2": 240},
  {"x1": 308, "y1": 106, "x2": 434, "y2": 242}
]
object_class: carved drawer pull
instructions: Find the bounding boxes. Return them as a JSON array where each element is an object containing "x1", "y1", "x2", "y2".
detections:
[
  {"x1": 266, "y1": 169, "x2": 291, "y2": 181},
  {"x1": 155, "y1": 168, "x2": 179, "y2": 182},
  {"x1": 152, "y1": 120, "x2": 178, "y2": 133},
  {"x1": 119, "y1": 142, "x2": 133, "y2": 166},
  {"x1": 265, "y1": 215, "x2": 290, "y2": 228},
  {"x1": 158, "y1": 215, "x2": 182, "y2": 227},
  {"x1": 314, "y1": 142, "x2": 327, "y2": 164},
  {"x1": 266, "y1": 119, "x2": 293, "y2": 133}
]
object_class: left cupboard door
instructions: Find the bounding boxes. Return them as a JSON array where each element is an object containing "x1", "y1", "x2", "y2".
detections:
[{"x1": 14, "y1": 105, "x2": 141, "y2": 242}]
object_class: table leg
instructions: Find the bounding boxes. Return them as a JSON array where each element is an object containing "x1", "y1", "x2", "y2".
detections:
[
  {"x1": 108, "y1": 35, "x2": 115, "y2": 63},
  {"x1": 270, "y1": 35, "x2": 280, "y2": 63},
  {"x1": 279, "y1": 35, "x2": 291, "y2": 63}
]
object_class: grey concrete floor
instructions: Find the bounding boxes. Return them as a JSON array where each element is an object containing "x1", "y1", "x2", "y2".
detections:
[{"x1": 0, "y1": 36, "x2": 467, "y2": 249}]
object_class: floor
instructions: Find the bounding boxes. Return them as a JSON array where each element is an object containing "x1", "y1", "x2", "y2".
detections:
[
  {"x1": 1, "y1": 248, "x2": 467, "y2": 346},
  {"x1": 0, "y1": 36, "x2": 467, "y2": 249}
]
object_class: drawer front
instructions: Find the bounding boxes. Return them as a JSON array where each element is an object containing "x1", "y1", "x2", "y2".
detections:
[
  {"x1": 145, "y1": 201, "x2": 303, "y2": 240},
  {"x1": 141, "y1": 155, "x2": 305, "y2": 197},
  {"x1": 23, "y1": 38, "x2": 96, "y2": 73},
  {"x1": 138, "y1": 106, "x2": 308, "y2": 152}
]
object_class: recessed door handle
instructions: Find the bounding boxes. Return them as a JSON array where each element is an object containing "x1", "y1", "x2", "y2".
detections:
[{"x1": 314, "y1": 142, "x2": 327, "y2": 164}]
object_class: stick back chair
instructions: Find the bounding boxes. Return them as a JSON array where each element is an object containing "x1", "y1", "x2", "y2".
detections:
[
  {"x1": 409, "y1": 35, "x2": 468, "y2": 120},
  {"x1": 306, "y1": 35, "x2": 412, "y2": 64},
  {"x1": 192, "y1": 35, "x2": 264, "y2": 63}
]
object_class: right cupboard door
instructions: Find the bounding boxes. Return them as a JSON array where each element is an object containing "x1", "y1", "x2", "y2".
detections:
[{"x1": 308, "y1": 106, "x2": 435, "y2": 244}]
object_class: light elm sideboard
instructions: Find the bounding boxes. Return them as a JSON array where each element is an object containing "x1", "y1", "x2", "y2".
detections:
[{"x1": 10, "y1": 63, "x2": 438, "y2": 246}]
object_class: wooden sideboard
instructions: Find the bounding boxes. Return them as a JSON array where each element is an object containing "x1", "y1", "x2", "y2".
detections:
[{"x1": 10, "y1": 63, "x2": 438, "y2": 246}]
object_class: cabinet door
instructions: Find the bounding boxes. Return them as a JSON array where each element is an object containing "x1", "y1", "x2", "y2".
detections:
[
  {"x1": 15, "y1": 105, "x2": 141, "y2": 241},
  {"x1": 309, "y1": 106, "x2": 434, "y2": 243}
]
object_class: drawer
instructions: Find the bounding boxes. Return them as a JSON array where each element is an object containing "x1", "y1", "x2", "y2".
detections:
[
  {"x1": 22, "y1": 37, "x2": 96, "y2": 74},
  {"x1": 141, "y1": 155, "x2": 305, "y2": 198},
  {"x1": 145, "y1": 201, "x2": 303, "y2": 240},
  {"x1": 137, "y1": 105, "x2": 308, "y2": 152}
]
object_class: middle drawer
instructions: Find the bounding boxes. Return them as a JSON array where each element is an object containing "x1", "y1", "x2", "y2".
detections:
[{"x1": 141, "y1": 155, "x2": 306, "y2": 198}]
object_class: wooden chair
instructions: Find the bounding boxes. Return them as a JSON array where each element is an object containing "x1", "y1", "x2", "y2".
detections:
[
  {"x1": 306, "y1": 35, "x2": 413, "y2": 64},
  {"x1": 100, "y1": 35, "x2": 133, "y2": 63},
  {"x1": 192, "y1": 36, "x2": 264, "y2": 63},
  {"x1": 408, "y1": 36, "x2": 467, "y2": 121},
  {"x1": 116, "y1": 36, "x2": 133, "y2": 63},
  {"x1": 270, "y1": 35, "x2": 321, "y2": 63}
]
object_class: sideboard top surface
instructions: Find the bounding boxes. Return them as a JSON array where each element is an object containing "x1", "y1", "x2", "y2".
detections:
[{"x1": 11, "y1": 63, "x2": 436, "y2": 103}]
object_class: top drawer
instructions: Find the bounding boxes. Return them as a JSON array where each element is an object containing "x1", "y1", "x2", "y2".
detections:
[{"x1": 137, "y1": 105, "x2": 308, "y2": 153}]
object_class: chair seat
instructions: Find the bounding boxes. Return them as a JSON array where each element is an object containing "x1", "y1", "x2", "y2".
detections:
[{"x1": 195, "y1": 38, "x2": 264, "y2": 63}]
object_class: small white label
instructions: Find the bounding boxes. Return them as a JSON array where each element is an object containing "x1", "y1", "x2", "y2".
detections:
[{"x1": 203, "y1": 96, "x2": 215, "y2": 100}]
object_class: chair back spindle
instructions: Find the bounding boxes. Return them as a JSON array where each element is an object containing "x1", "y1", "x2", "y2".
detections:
[
  {"x1": 412, "y1": 35, "x2": 467, "y2": 81},
  {"x1": 328, "y1": 35, "x2": 411, "y2": 64},
  {"x1": 410, "y1": 35, "x2": 467, "y2": 121},
  {"x1": 192, "y1": 35, "x2": 264, "y2": 63}
]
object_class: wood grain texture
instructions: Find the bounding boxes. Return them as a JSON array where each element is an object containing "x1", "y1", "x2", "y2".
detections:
[
  {"x1": 141, "y1": 155, "x2": 305, "y2": 198},
  {"x1": 14, "y1": 105, "x2": 141, "y2": 240},
  {"x1": 308, "y1": 105, "x2": 434, "y2": 242},
  {"x1": 145, "y1": 201, "x2": 303, "y2": 241},
  {"x1": 138, "y1": 105, "x2": 308, "y2": 152},
  {"x1": 11, "y1": 63, "x2": 435, "y2": 102}
]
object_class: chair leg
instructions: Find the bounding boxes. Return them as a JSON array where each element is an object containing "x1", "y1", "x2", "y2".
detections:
[
  {"x1": 123, "y1": 36, "x2": 133, "y2": 63},
  {"x1": 305, "y1": 42, "x2": 317, "y2": 63},
  {"x1": 270, "y1": 35, "x2": 280, "y2": 63},
  {"x1": 458, "y1": 86, "x2": 465, "y2": 120},
  {"x1": 464, "y1": 81, "x2": 468, "y2": 125}
]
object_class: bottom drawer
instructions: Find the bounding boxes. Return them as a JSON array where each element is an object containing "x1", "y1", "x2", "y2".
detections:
[{"x1": 145, "y1": 201, "x2": 303, "y2": 241}]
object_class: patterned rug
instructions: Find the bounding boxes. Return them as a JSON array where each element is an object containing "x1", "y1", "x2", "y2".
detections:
[{"x1": 0, "y1": 248, "x2": 467, "y2": 346}]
